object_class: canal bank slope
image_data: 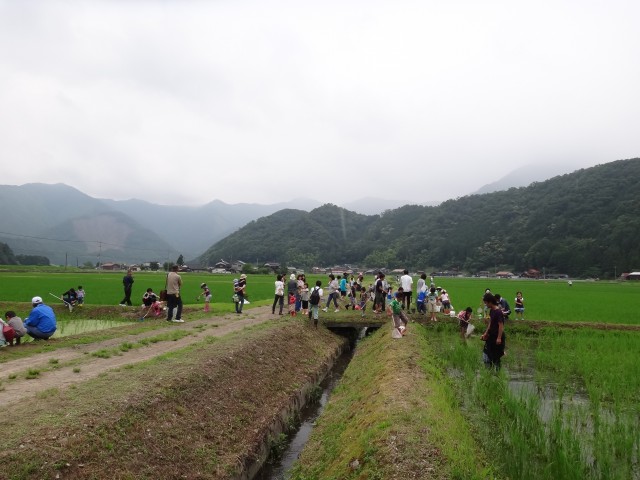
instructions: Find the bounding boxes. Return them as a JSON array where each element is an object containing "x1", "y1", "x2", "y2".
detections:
[
  {"x1": 289, "y1": 324, "x2": 491, "y2": 480},
  {"x1": 0, "y1": 319, "x2": 346, "y2": 479}
]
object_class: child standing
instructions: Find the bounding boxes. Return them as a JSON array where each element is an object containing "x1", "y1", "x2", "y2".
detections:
[
  {"x1": 426, "y1": 287, "x2": 439, "y2": 322},
  {"x1": 197, "y1": 283, "x2": 212, "y2": 312},
  {"x1": 457, "y1": 307, "x2": 474, "y2": 340},
  {"x1": 300, "y1": 282, "x2": 310, "y2": 316},
  {"x1": 416, "y1": 284, "x2": 427, "y2": 314},
  {"x1": 359, "y1": 287, "x2": 368, "y2": 318},
  {"x1": 288, "y1": 292, "x2": 297, "y2": 316},
  {"x1": 514, "y1": 291, "x2": 525, "y2": 320},
  {"x1": 76, "y1": 286, "x2": 85, "y2": 305}
]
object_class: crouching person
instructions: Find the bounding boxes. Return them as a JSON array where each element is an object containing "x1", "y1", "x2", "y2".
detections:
[
  {"x1": 4, "y1": 311, "x2": 27, "y2": 345},
  {"x1": 24, "y1": 296, "x2": 57, "y2": 340}
]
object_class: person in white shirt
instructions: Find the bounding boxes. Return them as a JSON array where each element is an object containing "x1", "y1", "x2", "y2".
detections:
[{"x1": 400, "y1": 269, "x2": 413, "y2": 311}]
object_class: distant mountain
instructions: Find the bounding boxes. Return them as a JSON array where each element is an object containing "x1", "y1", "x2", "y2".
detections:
[
  {"x1": 101, "y1": 197, "x2": 323, "y2": 259},
  {"x1": 0, "y1": 183, "x2": 177, "y2": 265},
  {"x1": 474, "y1": 163, "x2": 588, "y2": 194},
  {"x1": 196, "y1": 158, "x2": 640, "y2": 278},
  {"x1": 341, "y1": 197, "x2": 434, "y2": 215}
]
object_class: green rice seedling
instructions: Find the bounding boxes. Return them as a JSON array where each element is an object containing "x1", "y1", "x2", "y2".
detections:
[{"x1": 424, "y1": 323, "x2": 640, "y2": 479}]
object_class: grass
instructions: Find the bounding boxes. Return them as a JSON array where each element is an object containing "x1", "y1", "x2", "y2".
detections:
[
  {"x1": 425, "y1": 322, "x2": 640, "y2": 479},
  {"x1": 289, "y1": 326, "x2": 489, "y2": 480}
]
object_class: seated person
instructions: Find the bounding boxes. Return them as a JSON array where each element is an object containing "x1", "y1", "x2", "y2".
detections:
[
  {"x1": 142, "y1": 288, "x2": 158, "y2": 307},
  {"x1": 62, "y1": 288, "x2": 78, "y2": 305},
  {"x1": 151, "y1": 299, "x2": 164, "y2": 316}
]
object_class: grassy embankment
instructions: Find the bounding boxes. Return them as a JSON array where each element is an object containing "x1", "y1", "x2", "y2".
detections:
[
  {"x1": 0, "y1": 318, "x2": 346, "y2": 479},
  {"x1": 289, "y1": 324, "x2": 493, "y2": 480}
]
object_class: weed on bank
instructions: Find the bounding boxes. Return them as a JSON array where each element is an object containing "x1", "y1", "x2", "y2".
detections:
[{"x1": 289, "y1": 325, "x2": 491, "y2": 480}]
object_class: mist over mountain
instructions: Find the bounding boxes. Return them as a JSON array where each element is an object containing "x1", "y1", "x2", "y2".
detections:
[{"x1": 474, "y1": 162, "x2": 590, "y2": 195}]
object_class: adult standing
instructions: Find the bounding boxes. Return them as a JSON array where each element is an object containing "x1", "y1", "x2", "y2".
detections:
[
  {"x1": 24, "y1": 296, "x2": 57, "y2": 340},
  {"x1": 400, "y1": 269, "x2": 413, "y2": 311},
  {"x1": 287, "y1": 274, "x2": 297, "y2": 300},
  {"x1": 166, "y1": 265, "x2": 184, "y2": 323},
  {"x1": 235, "y1": 274, "x2": 247, "y2": 314},
  {"x1": 272, "y1": 274, "x2": 285, "y2": 315},
  {"x1": 481, "y1": 292, "x2": 506, "y2": 370},
  {"x1": 120, "y1": 270, "x2": 134, "y2": 306},
  {"x1": 374, "y1": 273, "x2": 387, "y2": 313}
]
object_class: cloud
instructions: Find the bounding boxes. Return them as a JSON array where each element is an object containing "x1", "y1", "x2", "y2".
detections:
[{"x1": 0, "y1": 0, "x2": 638, "y2": 205}]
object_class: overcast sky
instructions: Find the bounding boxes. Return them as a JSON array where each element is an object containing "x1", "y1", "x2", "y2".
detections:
[{"x1": 1, "y1": 0, "x2": 638, "y2": 206}]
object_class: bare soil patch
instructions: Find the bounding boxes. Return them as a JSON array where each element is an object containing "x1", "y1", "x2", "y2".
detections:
[
  {"x1": 1, "y1": 310, "x2": 346, "y2": 479},
  {"x1": 0, "y1": 307, "x2": 276, "y2": 405}
]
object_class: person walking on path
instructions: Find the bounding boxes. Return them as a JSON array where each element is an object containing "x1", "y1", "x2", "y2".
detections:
[
  {"x1": 272, "y1": 274, "x2": 285, "y2": 315},
  {"x1": 24, "y1": 296, "x2": 57, "y2": 340},
  {"x1": 166, "y1": 265, "x2": 184, "y2": 323},
  {"x1": 309, "y1": 280, "x2": 323, "y2": 328},
  {"x1": 322, "y1": 274, "x2": 340, "y2": 312},
  {"x1": 120, "y1": 270, "x2": 134, "y2": 306},
  {"x1": 400, "y1": 269, "x2": 413, "y2": 311},
  {"x1": 235, "y1": 274, "x2": 247, "y2": 314}
]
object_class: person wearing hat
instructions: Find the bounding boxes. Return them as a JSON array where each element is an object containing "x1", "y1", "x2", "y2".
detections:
[
  {"x1": 24, "y1": 296, "x2": 57, "y2": 340},
  {"x1": 235, "y1": 274, "x2": 247, "y2": 314}
]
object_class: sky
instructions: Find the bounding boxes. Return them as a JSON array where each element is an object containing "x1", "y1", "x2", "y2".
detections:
[{"x1": 1, "y1": 0, "x2": 639, "y2": 206}]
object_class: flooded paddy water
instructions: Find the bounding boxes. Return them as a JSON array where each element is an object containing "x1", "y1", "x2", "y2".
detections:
[{"x1": 433, "y1": 324, "x2": 640, "y2": 480}]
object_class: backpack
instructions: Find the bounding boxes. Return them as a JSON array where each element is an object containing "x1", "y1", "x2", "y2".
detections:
[
  {"x1": 2, "y1": 322, "x2": 16, "y2": 344},
  {"x1": 309, "y1": 287, "x2": 320, "y2": 306}
]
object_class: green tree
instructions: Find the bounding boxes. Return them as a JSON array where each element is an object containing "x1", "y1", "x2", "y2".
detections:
[{"x1": 176, "y1": 254, "x2": 184, "y2": 266}]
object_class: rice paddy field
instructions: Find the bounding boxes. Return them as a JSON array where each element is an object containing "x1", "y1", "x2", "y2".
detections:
[{"x1": 0, "y1": 270, "x2": 638, "y2": 324}]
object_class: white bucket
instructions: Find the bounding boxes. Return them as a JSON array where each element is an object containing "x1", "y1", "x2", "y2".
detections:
[{"x1": 449, "y1": 310, "x2": 456, "y2": 318}]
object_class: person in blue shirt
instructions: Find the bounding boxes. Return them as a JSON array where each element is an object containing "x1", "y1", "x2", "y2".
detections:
[{"x1": 24, "y1": 296, "x2": 57, "y2": 340}]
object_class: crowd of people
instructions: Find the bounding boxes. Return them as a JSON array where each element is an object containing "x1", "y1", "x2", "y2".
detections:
[{"x1": 1, "y1": 269, "x2": 525, "y2": 369}]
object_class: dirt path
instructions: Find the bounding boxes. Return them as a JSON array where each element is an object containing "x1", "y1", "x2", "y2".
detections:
[{"x1": 0, "y1": 307, "x2": 276, "y2": 405}]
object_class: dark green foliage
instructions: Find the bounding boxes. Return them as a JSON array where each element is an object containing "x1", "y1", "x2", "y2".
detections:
[
  {"x1": 0, "y1": 242, "x2": 18, "y2": 264},
  {"x1": 16, "y1": 254, "x2": 50, "y2": 265},
  {"x1": 198, "y1": 159, "x2": 640, "y2": 278}
]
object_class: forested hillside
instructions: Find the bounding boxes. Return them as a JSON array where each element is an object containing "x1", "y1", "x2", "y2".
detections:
[{"x1": 197, "y1": 158, "x2": 640, "y2": 278}]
